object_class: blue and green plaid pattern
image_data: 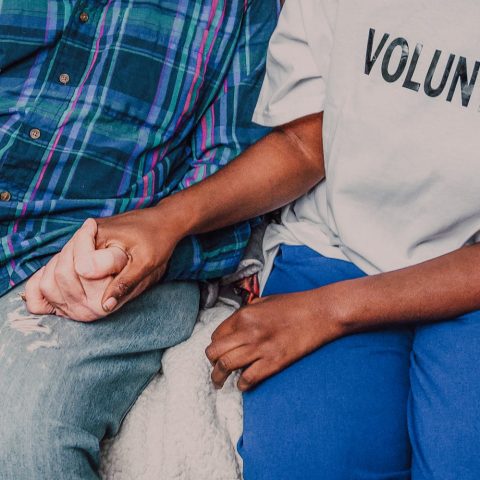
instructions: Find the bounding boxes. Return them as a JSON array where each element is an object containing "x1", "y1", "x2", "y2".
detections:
[{"x1": 0, "y1": 0, "x2": 278, "y2": 295}]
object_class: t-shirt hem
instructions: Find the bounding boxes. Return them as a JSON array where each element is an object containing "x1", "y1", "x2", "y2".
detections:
[{"x1": 252, "y1": 100, "x2": 324, "y2": 127}]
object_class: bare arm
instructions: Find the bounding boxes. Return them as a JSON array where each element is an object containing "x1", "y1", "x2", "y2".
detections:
[
  {"x1": 158, "y1": 112, "x2": 325, "y2": 239},
  {"x1": 91, "y1": 112, "x2": 326, "y2": 310},
  {"x1": 205, "y1": 238, "x2": 480, "y2": 391},
  {"x1": 335, "y1": 244, "x2": 480, "y2": 329}
]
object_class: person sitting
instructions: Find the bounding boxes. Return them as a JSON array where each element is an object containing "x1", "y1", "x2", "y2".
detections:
[{"x1": 0, "y1": 1, "x2": 278, "y2": 478}]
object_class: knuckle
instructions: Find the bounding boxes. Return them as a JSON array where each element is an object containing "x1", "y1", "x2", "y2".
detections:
[
  {"x1": 205, "y1": 345, "x2": 217, "y2": 361},
  {"x1": 237, "y1": 309, "x2": 257, "y2": 327},
  {"x1": 217, "y1": 356, "x2": 231, "y2": 373},
  {"x1": 142, "y1": 257, "x2": 158, "y2": 273},
  {"x1": 236, "y1": 309, "x2": 249, "y2": 322},
  {"x1": 38, "y1": 279, "x2": 53, "y2": 300},
  {"x1": 116, "y1": 281, "x2": 133, "y2": 297},
  {"x1": 231, "y1": 316, "x2": 246, "y2": 333},
  {"x1": 262, "y1": 341, "x2": 283, "y2": 363},
  {"x1": 248, "y1": 323, "x2": 263, "y2": 340}
]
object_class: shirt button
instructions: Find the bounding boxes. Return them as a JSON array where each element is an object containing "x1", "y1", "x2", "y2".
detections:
[
  {"x1": 59, "y1": 73, "x2": 70, "y2": 85},
  {"x1": 29, "y1": 128, "x2": 41, "y2": 140},
  {"x1": 0, "y1": 191, "x2": 12, "y2": 202},
  {"x1": 79, "y1": 12, "x2": 89, "y2": 23}
]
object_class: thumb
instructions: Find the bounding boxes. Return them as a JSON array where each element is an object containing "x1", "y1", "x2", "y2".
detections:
[
  {"x1": 101, "y1": 261, "x2": 149, "y2": 313},
  {"x1": 76, "y1": 245, "x2": 128, "y2": 279}
]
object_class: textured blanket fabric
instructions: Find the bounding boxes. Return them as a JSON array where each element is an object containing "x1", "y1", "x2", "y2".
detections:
[{"x1": 99, "y1": 303, "x2": 243, "y2": 480}]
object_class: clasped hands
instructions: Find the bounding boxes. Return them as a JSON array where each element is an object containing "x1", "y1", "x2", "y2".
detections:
[{"x1": 25, "y1": 208, "x2": 178, "y2": 322}]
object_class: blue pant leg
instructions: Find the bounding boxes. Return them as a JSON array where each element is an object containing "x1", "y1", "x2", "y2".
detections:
[
  {"x1": 0, "y1": 281, "x2": 199, "y2": 479},
  {"x1": 410, "y1": 310, "x2": 480, "y2": 480},
  {"x1": 239, "y1": 246, "x2": 412, "y2": 480}
]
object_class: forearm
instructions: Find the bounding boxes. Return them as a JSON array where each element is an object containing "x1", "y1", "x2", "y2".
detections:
[
  {"x1": 328, "y1": 243, "x2": 480, "y2": 333},
  {"x1": 157, "y1": 114, "x2": 324, "y2": 240}
]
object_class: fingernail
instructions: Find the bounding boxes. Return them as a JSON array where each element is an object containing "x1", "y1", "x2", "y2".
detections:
[
  {"x1": 237, "y1": 381, "x2": 248, "y2": 392},
  {"x1": 103, "y1": 297, "x2": 118, "y2": 312}
]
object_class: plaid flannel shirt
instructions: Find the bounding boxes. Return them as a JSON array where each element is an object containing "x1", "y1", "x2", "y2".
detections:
[{"x1": 0, "y1": 0, "x2": 278, "y2": 295}]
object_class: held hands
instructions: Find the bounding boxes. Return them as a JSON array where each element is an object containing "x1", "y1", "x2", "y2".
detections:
[
  {"x1": 25, "y1": 206, "x2": 182, "y2": 322},
  {"x1": 25, "y1": 220, "x2": 128, "y2": 321},
  {"x1": 205, "y1": 289, "x2": 347, "y2": 391}
]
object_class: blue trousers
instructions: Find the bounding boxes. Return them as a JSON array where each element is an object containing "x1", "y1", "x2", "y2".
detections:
[
  {"x1": 239, "y1": 245, "x2": 480, "y2": 480},
  {"x1": 0, "y1": 281, "x2": 199, "y2": 479}
]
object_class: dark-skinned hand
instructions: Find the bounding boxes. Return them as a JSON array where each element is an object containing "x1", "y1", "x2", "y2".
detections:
[{"x1": 205, "y1": 288, "x2": 346, "y2": 391}]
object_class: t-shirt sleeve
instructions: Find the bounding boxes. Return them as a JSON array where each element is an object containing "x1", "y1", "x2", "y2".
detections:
[{"x1": 253, "y1": 0, "x2": 336, "y2": 127}]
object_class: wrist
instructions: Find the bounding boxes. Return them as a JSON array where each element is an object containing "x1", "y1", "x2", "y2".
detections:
[
  {"x1": 319, "y1": 280, "x2": 360, "y2": 337},
  {"x1": 153, "y1": 193, "x2": 199, "y2": 243}
]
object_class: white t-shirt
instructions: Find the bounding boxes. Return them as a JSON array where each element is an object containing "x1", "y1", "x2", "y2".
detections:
[{"x1": 254, "y1": 0, "x2": 480, "y2": 290}]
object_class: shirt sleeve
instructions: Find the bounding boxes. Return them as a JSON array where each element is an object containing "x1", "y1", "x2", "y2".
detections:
[
  {"x1": 253, "y1": 0, "x2": 336, "y2": 127},
  {"x1": 164, "y1": 0, "x2": 280, "y2": 282}
]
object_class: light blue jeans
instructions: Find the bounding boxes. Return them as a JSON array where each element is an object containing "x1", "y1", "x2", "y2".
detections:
[{"x1": 0, "y1": 281, "x2": 199, "y2": 479}]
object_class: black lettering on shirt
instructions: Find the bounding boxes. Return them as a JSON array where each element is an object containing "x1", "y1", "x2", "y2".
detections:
[
  {"x1": 446, "y1": 57, "x2": 480, "y2": 107},
  {"x1": 365, "y1": 28, "x2": 389, "y2": 75},
  {"x1": 381, "y1": 38, "x2": 409, "y2": 83},
  {"x1": 364, "y1": 28, "x2": 480, "y2": 109},
  {"x1": 424, "y1": 50, "x2": 455, "y2": 97},
  {"x1": 403, "y1": 43, "x2": 423, "y2": 92}
]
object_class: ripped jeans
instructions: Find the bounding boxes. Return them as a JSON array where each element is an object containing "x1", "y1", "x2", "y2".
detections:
[{"x1": 0, "y1": 281, "x2": 199, "y2": 479}]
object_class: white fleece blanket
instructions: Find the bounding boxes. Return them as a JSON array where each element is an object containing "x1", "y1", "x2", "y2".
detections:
[{"x1": 99, "y1": 303, "x2": 243, "y2": 480}]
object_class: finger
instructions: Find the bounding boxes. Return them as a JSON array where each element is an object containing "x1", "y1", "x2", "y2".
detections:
[
  {"x1": 39, "y1": 256, "x2": 66, "y2": 308},
  {"x1": 25, "y1": 268, "x2": 56, "y2": 315},
  {"x1": 70, "y1": 218, "x2": 98, "y2": 276},
  {"x1": 237, "y1": 359, "x2": 276, "y2": 392},
  {"x1": 76, "y1": 245, "x2": 128, "y2": 279},
  {"x1": 101, "y1": 261, "x2": 155, "y2": 313},
  {"x1": 54, "y1": 241, "x2": 87, "y2": 304},
  {"x1": 210, "y1": 312, "x2": 238, "y2": 342},
  {"x1": 102, "y1": 272, "x2": 158, "y2": 316},
  {"x1": 211, "y1": 345, "x2": 260, "y2": 389},
  {"x1": 205, "y1": 331, "x2": 249, "y2": 365}
]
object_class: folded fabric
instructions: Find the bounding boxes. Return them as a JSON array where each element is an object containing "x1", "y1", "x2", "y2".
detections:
[
  {"x1": 201, "y1": 222, "x2": 266, "y2": 309},
  {"x1": 100, "y1": 302, "x2": 243, "y2": 480}
]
